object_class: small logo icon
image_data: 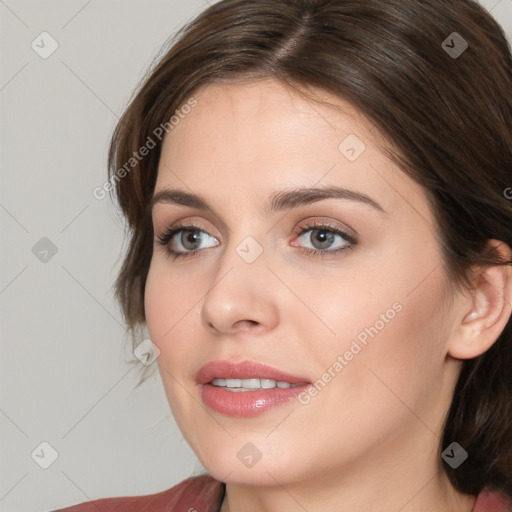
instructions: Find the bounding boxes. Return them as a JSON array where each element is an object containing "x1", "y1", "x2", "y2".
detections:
[
  {"x1": 442, "y1": 33, "x2": 468, "y2": 59},
  {"x1": 504, "y1": 187, "x2": 512, "y2": 200},
  {"x1": 236, "y1": 236, "x2": 263, "y2": 264},
  {"x1": 31, "y1": 32, "x2": 59, "y2": 59},
  {"x1": 134, "y1": 338, "x2": 160, "y2": 366},
  {"x1": 32, "y1": 237, "x2": 58, "y2": 263},
  {"x1": 31, "y1": 441, "x2": 59, "y2": 469},
  {"x1": 338, "y1": 134, "x2": 366, "y2": 162},
  {"x1": 441, "y1": 441, "x2": 468, "y2": 469},
  {"x1": 237, "y1": 442, "x2": 263, "y2": 468}
]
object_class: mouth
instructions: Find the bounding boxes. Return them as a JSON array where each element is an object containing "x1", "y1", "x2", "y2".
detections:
[
  {"x1": 196, "y1": 360, "x2": 312, "y2": 417},
  {"x1": 210, "y1": 378, "x2": 306, "y2": 391},
  {"x1": 196, "y1": 359, "x2": 310, "y2": 386}
]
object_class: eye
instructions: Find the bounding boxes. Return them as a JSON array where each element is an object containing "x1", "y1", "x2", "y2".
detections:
[
  {"x1": 293, "y1": 221, "x2": 356, "y2": 256},
  {"x1": 156, "y1": 220, "x2": 356, "y2": 261},
  {"x1": 156, "y1": 224, "x2": 219, "y2": 259}
]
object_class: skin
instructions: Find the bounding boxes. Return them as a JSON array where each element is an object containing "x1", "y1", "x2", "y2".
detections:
[{"x1": 144, "y1": 78, "x2": 512, "y2": 512}]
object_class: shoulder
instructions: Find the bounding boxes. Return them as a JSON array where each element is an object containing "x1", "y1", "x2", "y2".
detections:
[
  {"x1": 473, "y1": 488, "x2": 512, "y2": 512},
  {"x1": 51, "y1": 474, "x2": 224, "y2": 512}
]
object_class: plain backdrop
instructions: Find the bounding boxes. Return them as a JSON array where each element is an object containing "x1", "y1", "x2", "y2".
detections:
[{"x1": 1, "y1": 1, "x2": 511, "y2": 511}]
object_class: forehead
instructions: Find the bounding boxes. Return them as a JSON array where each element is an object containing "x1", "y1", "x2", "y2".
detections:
[
  {"x1": 168, "y1": 78, "x2": 375, "y2": 148},
  {"x1": 154, "y1": 78, "x2": 432, "y2": 223}
]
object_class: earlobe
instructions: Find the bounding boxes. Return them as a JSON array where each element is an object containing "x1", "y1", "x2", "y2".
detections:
[
  {"x1": 448, "y1": 241, "x2": 512, "y2": 360},
  {"x1": 462, "y1": 311, "x2": 479, "y2": 324}
]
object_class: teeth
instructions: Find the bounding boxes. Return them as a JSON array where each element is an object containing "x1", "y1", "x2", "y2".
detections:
[
  {"x1": 226, "y1": 379, "x2": 242, "y2": 388},
  {"x1": 211, "y1": 378, "x2": 301, "y2": 390},
  {"x1": 241, "y1": 378, "x2": 261, "y2": 389}
]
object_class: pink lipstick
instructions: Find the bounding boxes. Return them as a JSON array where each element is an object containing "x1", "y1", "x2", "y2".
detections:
[{"x1": 197, "y1": 360, "x2": 311, "y2": 417}]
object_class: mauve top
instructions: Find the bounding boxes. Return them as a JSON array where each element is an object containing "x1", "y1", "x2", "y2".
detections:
[{"x1": 52, "y1": 475, "x2": 512, "y2": 512}]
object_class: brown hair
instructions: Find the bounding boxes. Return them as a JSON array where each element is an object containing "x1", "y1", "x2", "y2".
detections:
[{"x1": 107, "y1": 0, "x2": 512, "y2": 497}]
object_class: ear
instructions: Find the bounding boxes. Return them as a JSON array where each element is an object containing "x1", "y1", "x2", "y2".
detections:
[{"x1": 448, "y1": 240, "x2": 512, "y2": 360}]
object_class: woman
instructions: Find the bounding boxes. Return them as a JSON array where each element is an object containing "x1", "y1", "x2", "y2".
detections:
[{"x1": 55, "y1": 0, "x2": 512, "y2": 510}]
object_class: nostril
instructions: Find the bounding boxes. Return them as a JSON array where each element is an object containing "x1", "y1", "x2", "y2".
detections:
[
  {"x1": 237, "y1": 320, "x2": 259, "y2": 329},
  {"x1": 207, "y1": 322, "x2": 219, "y2": 333}
]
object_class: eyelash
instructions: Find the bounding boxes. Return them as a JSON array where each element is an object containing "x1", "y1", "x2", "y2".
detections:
[{"x1": 156, "y1": 221, "x2": 357, "y2": 261}]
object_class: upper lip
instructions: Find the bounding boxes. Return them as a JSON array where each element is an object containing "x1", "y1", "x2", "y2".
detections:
[{"x1": 196, "y1": 360, "x2": 310, "y2": 385}]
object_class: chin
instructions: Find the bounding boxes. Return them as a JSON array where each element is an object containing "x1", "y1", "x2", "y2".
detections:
[{"x1": 193, "y1": 437, "x2": 309, "y2": 486}]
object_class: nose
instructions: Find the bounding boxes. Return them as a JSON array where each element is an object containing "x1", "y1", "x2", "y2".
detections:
[{"x1": 200, "y1": 240, "x2": 280, "y2": 336}]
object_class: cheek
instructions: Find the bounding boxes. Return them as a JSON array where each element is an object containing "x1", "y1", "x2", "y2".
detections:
[
  {"x1": 144, "y1": 262, "x2": 203, "y2": 415},
  {"x1": 144, "y1": 260, "x2": 199, "y2": 343},
  {"x1": 144, "y1": 260, "x2": 211, "y2": 400},
  {"x1": 328, "y1": 268, "x2": 450, "y2": 418},
  {"x1": 305, "y1": 247, "x2": 450, "y2": 403},
  {"x1": 144, "y1": 265, "x2": 170, "y2": 343}
]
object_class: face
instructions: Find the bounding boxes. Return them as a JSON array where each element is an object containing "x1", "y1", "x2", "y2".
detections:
[{"x1": 145, "y1": 78, "x2": 461, "y2": 488}]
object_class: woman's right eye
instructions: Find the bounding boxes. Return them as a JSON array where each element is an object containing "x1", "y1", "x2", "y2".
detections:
[{"x1": 157, "y1": 226, "x2": 219, "y2": 259}]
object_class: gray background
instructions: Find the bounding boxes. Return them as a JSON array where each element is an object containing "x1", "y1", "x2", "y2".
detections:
[{"x1": 1, "y1": 1, "x2": 511, "y2": 511}]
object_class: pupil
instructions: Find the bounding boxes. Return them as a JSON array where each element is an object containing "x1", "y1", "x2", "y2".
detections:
[
  {"x1": 182, "y1": 230, "x2": 201, "y2": 250},
  {"x1": 312, "y1": 229, "x2": 334, "y2": 249}
]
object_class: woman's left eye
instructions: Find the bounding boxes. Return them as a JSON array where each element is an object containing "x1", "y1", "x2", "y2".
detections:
[
  {"x1": 156, "y1": 222, "x2": 356, "y2": 260},
  {"x1": 293, "y1": 223, "x2": 356, "y2": 256}
]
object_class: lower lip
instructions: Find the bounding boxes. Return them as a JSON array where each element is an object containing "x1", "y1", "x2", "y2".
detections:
[{"x1": 201, "y1": 383, "x2": 310, "y2": 417}]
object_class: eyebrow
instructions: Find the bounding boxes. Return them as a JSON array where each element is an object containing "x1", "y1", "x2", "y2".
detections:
[{"x1": 149, "y1": 186, "x2": 386, "y2": 215}]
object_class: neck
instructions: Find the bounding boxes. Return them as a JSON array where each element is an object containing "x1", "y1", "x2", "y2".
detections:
[
  {"x1": 219, "y1": 439, "x2": 476, "y2": 512},
  {"x1": 221, "y1": 474, "x2": 475, "y2": 512}
]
